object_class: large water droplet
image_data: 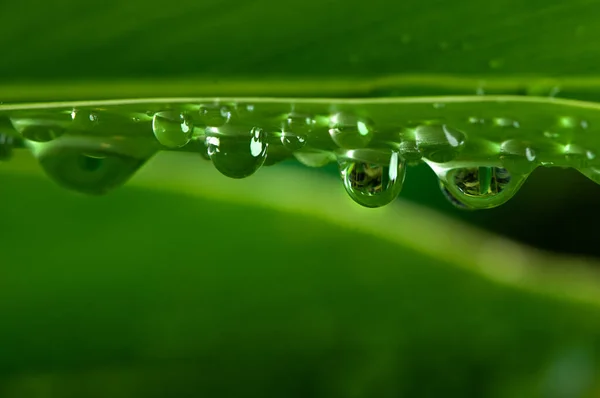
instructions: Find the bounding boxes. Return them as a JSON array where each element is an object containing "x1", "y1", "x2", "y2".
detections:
[
  {"x1": 415, "y1": 124, "x2": 466, "y2": 163},
  {"x1": 338, "y1": 149, "x2": 406, "y2": 208},
  {"x1": 205, "y1": 126, "x2": 268, "y2": 178},
  {"x1": 10, "y1": 113, "x2": 71, "y2": 142},
  {"x1": 29, "y1": 137, "x2": 150, "y2": 195},
  {"x1": 152, "y1": 111, "x2": 194, "y2": 148},
  {"x1": 438, "y1": 167, "x2": 526, "y2": 209},
  {"x1": 329, "y1": 112, "x2": 373, "y2": 148},
  {"x1": 198, "y1": 104, "x2": 232, "y2": 127}
]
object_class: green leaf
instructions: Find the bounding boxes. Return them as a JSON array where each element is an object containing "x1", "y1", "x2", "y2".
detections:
[{"x1": 1, "y1": 152, "x2": 600, "y2": 397}]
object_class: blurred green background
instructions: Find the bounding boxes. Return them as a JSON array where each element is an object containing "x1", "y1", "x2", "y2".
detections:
[{"x1": 2, "y1": 0, "x2": 600, "y2": 397}]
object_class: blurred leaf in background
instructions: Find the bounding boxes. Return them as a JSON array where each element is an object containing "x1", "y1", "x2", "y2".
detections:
[{"x1": 1, "y1": 0, "x2": 600, "y2": 397}]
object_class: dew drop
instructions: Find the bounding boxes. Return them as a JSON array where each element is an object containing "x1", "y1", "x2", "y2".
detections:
[
  {"x1": 397, "y1": 140, "x2": 422, "y2": 163},
  {"x1": 439, "y1": 167, "x2": 526, "y2": 210},
  {"x1": 10, "y1": 113, "x2": 71, "y2": 142},
  {"x1": 280, "y1": 113, "x2": 313, "y2": 151},
  {"x1": 564, "y1": 144, "x2": 589, "y2": 168},
  {"x1": 281, "y1": 133, "x2": 306, "y2": 151},
  {"x1": 198, "y1": 104, "x2": 232, "y2": 127},
  {"x1": 338, "y1": 149, "x2": 406, "y2": 208},
  {"x1": 152, "y1": 111, "x2": 194, "y2": 148},
  {"x1": 544, "y1": 131, "x2": 560, "y2": 139},
  {"x1": 415, "y1": 124, "x2": 466, "y2": 163},
  {"x1": 71, "y1": 109, "x2": 99, "y2": 128},
  {"x1": 493, "y1": 118, "x2": 520, "y2": 128},
  {"x1": 29, "y1": 137, "x2": 149, "y2": 195},
  {"x1": 205, "y1": 126, "x2": 268, "y2": 178},
  {"x1": 293, "y1": 149, "x2": 335, "y2": 167},
  {"x1": 329, "y1": 112, "x2": 373, "y2": 149},
  {"x1": 499, "y1": 139, "x2": 537, "y2": 174}
]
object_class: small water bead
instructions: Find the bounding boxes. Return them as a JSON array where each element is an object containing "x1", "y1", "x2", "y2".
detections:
[
  {"x1": 499, "y1": 139, "x2": 537, "y2": 174},
  {"x1": 415, "y1": 124, "x2": 466, "y2": 163},
  {"x1": 71, "y1": 109, "x2": 99, "y2": 128},
  {"x1": 439, "y1": 167, "x2": 524, "y2": 210},
  {"x1": 328, "y1": 112, "x2": 374, "y2": 149},
  {"x1": 280, "y1": 113, "x2": 314, "y2": 151},
  {"x1": 152, "y1": 111, "x2": 194, "y2": 148},
  {"x1": 293, "y1": 149, "x2": 336, "y2": 167},
  {"x1": 205, "y1": 126, "x2": 268, "y2": 178},
  {"x1": 281, "y1": 133, "x2": 306, "y2": 151},
  {"x1": 10, "y1": 113, "x2": 71, "y2": 142},
  {"x1": 198, "y1": 104, "x2": 232, "y2": 127},
  {"x1": 29, "y1": 137, "x2": 148, "y2": 195},
  {"x1": 493, "y1": 118, "x2": 520, "y2": 128},
  {"x1": 563, "y1": 144, "x2": 589, "y2": 168},
  {"x1": 338, "y1": 148, "x2": 406, "y2": 208}
]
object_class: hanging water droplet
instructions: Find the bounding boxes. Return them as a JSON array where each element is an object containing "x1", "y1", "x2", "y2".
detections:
[
  {"x1": 415, "y1": 124, "x2": 466, "y2": 163},
  {"x1": 0, "y1": 133, "x2": 14, "y2": 160},
  {"x1": 499, "y1": 139, "x2": 537, "y2": 174},
  {"x1": 438, "y1": 167, "x2": 526, "y2": 209},
  {"x1": 281, "y1": 133, "x2": 306, "y2": 151},
  {"x1": 293, "y1": 149, "x2": 335, "y2": 167},
  {"x1": 397, "y1": 140, "x2": 422, "y2": 164},
  {"x1": 152, "y1": 111, "x2": 194, "y2": 148},
  {"x1": 338, "y1": 149, "x2": 406, "y2": 208},
  {"x1": 10, "y1": 112, "x2": 71, "y2": 142},
  {"x1": 205, "y1": 126, "x2": 268, "y2": 178},
  {"x1": 280, "y1": 113, "x2": 314, "y2": 151},
  {"x1": 329, "y1": 112, "x2": 373, "y2": 149},
  {"x1": 199, "y1": 104, "x2": 232, "y2": 127},
  {"x1": 28, "y1": 137, "x2": 150, "y2": 195}
]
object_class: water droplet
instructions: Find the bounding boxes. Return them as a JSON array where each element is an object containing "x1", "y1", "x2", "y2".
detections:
[
  {"x1": 415, "y1": 124, "x2": 466, "y2": 163},
  {"x1": 397, "y1": 140, "x2": 422, "y2": 163},
  {"x1": 152, "y1": 111, "x2": 194, "y2": 148},
  {"x1": 476, "y1": 86, "x2": 485, "y2": 96},
  {"x1": 499, "y1": 140, "x2": 537, "y2": 173},
  {"x1": 468, "y1": 117, "x2": 485, "y2": 124},
  {"x1": 544, "y1": 131, "x2": 560, "y2": 139},
  {"x1": 0, "y1": 133, "x2": 14, "y2": 160},
  {"x1": 564, "y1": 144, "x2": 589, "y2": 168},
  {"x1": 280, "y1": 113, "x2": 313, "y2": 151},
  {"x1": 199, "y1": 104, "x2": 232, "y2": 127},
  {"x1": 338, "y1": 149, "x2": 406, "y2": 208},
  {"x1": 29, "y1": 137, "x2": 149, "y2": 195},
  {"x1": 493, "y1": 118, "x2": 520, "y2": 128},
  {"x1": 281, "y1": 134, "x2": 306, "y2": 151},
  {"x1": 439, "y1": 167, "x2": 525, "y2": 209},
  {"x1": 293, "y1": 149, "x2": 335, "y2": 167},
  {"x1": 10, "y1": 113, "x2": 70, "y2": 142},
  {"x1": 205, "y1": 126, "x2": 268, "y2": 178},
  {"x1": 433, "y1": 103, "x2": 445, "y2": 109},
  {"x1": 329, "y1": 113, "x2": 373, "y2": 149},
  {"x1": 71, "y1": 109, "x2": 99, "y2": 127}
]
